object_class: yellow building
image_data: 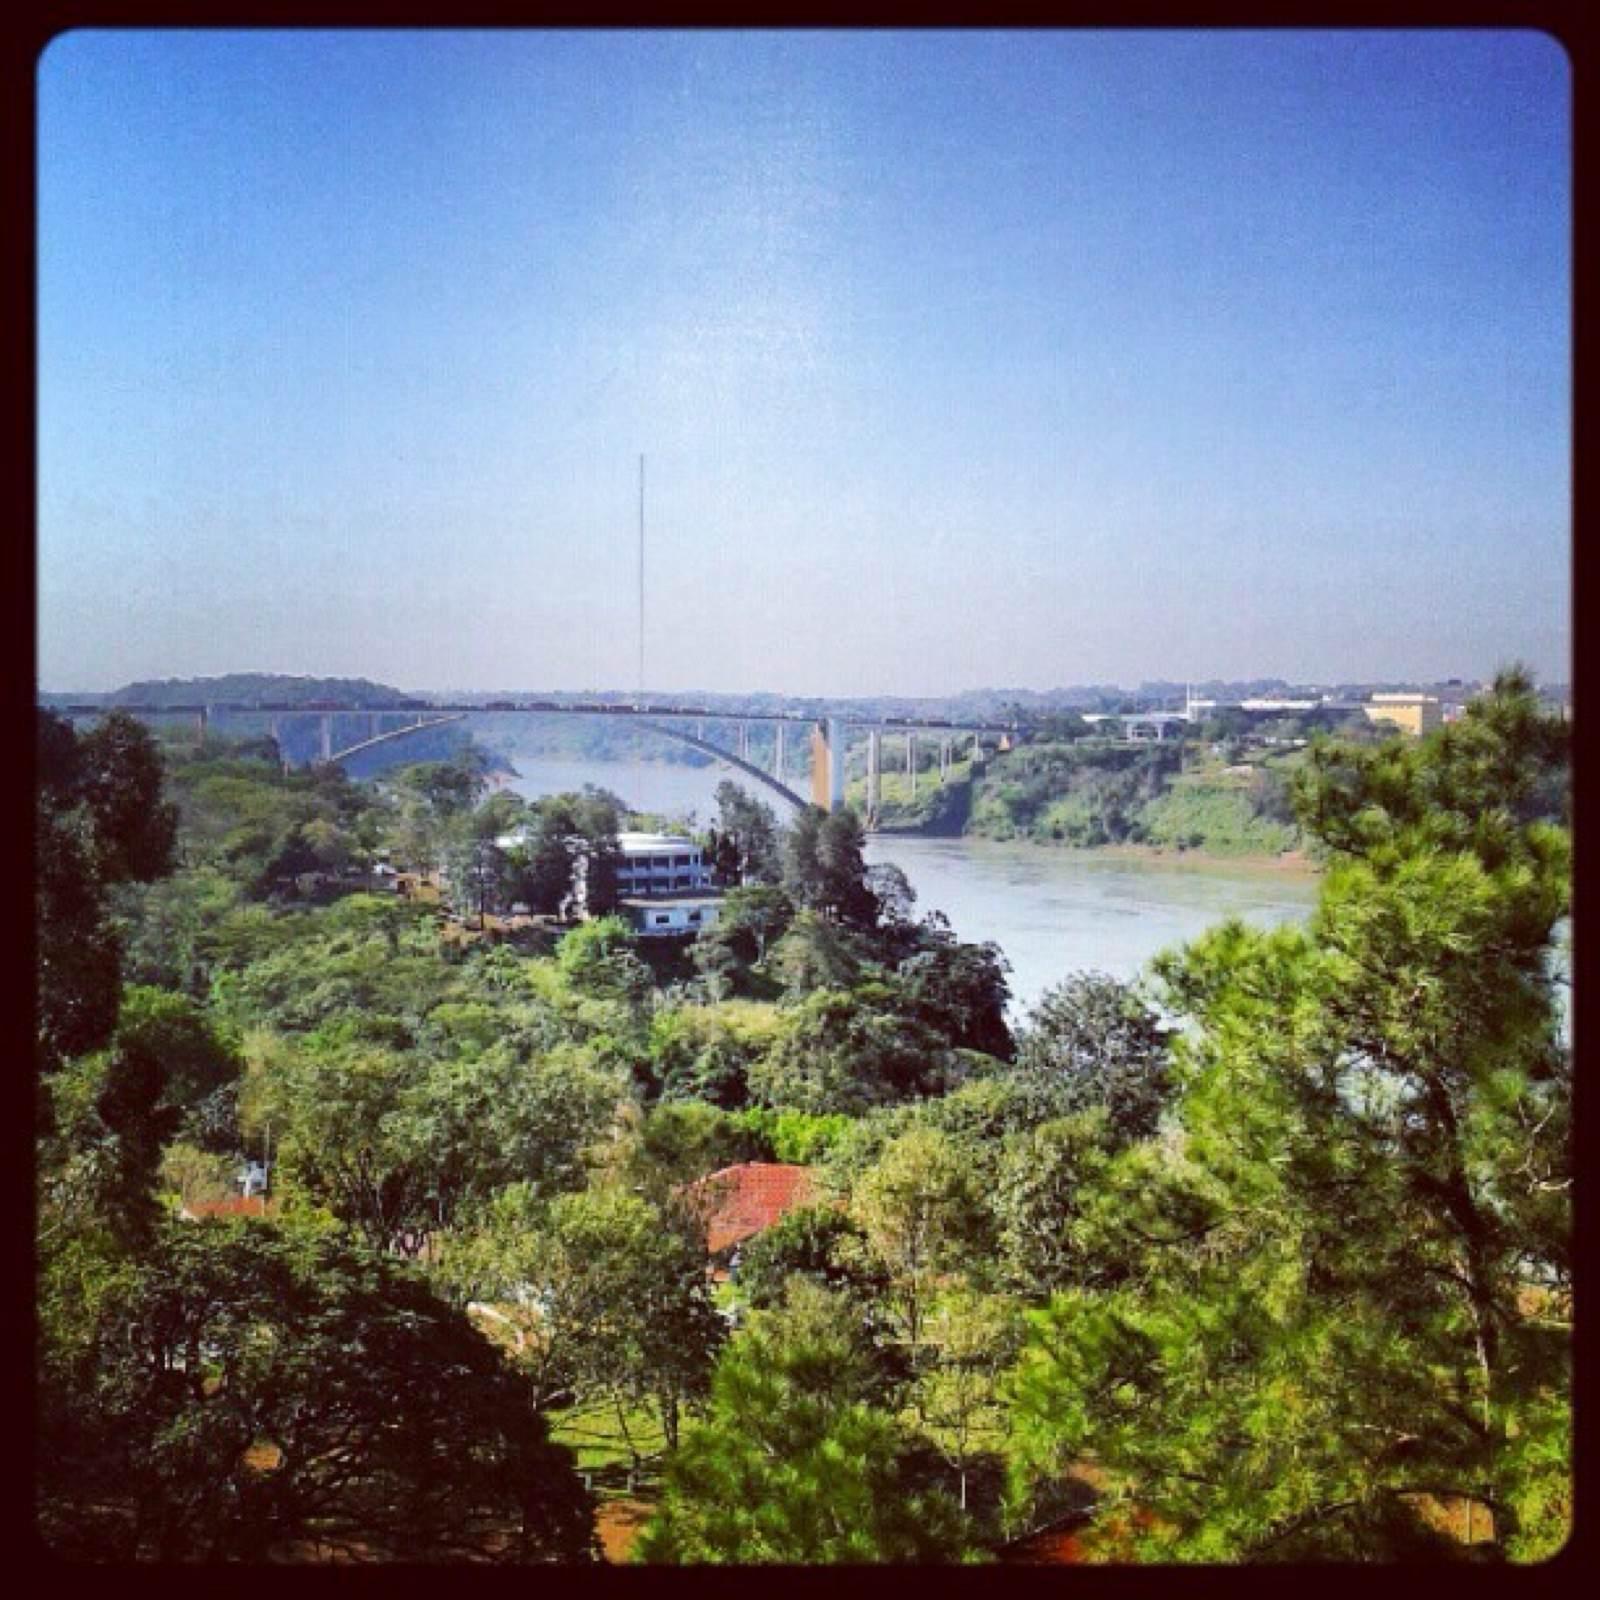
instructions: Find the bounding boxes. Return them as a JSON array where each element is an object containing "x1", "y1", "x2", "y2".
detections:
[{"x1": 1363, "y1": 693, "x2": 1443, "y2": 738}]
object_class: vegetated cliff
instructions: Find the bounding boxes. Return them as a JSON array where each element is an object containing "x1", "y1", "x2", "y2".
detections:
[{"x1": 868, "y1": 740, "x2": 1302, "y2": 857}]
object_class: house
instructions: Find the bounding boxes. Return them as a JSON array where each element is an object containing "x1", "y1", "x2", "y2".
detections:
[
  {"x1": 679, "y1": 1162, "x2": 819, "y2": 1270},
  {"x1": 618, "y1": 892, "x2": 723, "y2": 939},
  {"x1": 179, "y1": 1195, "x2": 275, "y2": 1222},
  {"x1": 612, "y1": 832, "x2": 716, "y2": 897}
]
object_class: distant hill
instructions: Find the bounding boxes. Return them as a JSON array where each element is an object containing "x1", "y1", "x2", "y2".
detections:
[{"x1": 106, "y1": 674, "x2": 409, "y2": 707}]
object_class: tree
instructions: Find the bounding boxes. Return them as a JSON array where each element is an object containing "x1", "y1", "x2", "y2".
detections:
[
  {"x1": 443, "y1": 822, "x2": 512, "y2": 929},
  {"x1": 750, "y1": 987, "x2": 958, "y2": 1115},
  {"x1": 897, "y1": 936, "x2": 1015, "y2": 1060},
  {"x1": 635, "y1": 1279, "x2": 978, "y2": 1563},
  {"x1": 647, "y1": 1001, "x2": 786, "y2": 1109},
  {"x1": 712, "y1": 780, "x2": 782, "y2": 884},
  {"x1": 37, "y1": 710, "x2": 177, "y2": 1076},
  {"x1": 690, "y1": 884, "x2": 795, "y2": 994},
  {"x1": 248, "y1": 1039, "x2": 436, "y2": 1255},
  {"x1": 38, "y1": 1219, "x2": 597, "y2": 1562},
  {"x1": 438, "y1": 1184, "x2": 724, "y2": 1458},
  {"x1": 992, "y1": 1111, "x2": 1117, "y2": 1298},
  {"x1": 1009, "y1": 972, "x2": 1173, "y2": 1143},
  {"x1": 768, "y1": 909, "x2": 871, "y2": 998},
  {"x1": 555, "y1": 915, "x2": 653, "y2": 1009},
  {"x1": 851, "y1": 1127, "x2": 992, "y2": 1361},
  {"x1": 734, "y1": 1204, "x2": 889, "y2": 1314},
  {"x1": 1006, "y1": 672, "x2": 1571, "y2": 1561},
  {"x1": 783, "y1": 805, "x2": 879, "y2": 928},
  {"x1": 909, "y1": 1290, "x2": 1024, "y2": 1516}
]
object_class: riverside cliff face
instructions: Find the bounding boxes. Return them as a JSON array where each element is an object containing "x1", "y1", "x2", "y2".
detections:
[{"x1": 862, "y1": 743, "x2": 1309, "y2": 865}]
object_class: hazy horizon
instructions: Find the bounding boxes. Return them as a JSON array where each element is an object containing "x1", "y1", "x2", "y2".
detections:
[{"x1": 39, "y1": 30, "x2": 1570, "y2": 696}]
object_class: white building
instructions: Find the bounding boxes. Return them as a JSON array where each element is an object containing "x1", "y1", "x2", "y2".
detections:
[
  {"x1": 620, "y1": 893, "x2": 724, "y2": 939},
  {"x1": 613, "y1": 832, "x2": 715, "y2": 897}
]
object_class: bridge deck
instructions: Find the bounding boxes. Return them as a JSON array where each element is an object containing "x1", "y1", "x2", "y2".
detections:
[{"x1": 49, "y1": 701, "x2": 1018, "y2": 733}]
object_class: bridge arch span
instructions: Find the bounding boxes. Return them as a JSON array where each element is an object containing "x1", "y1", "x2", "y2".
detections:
[
  {"x1": 632, "y1": 719, "x2": 810, "y2": 813},
  {"x1": 324, "y1": 710, "x2": 812, "y2": 813},
  {"x1": 327, "y1": 713, "x2": 468, "y2": 764}
]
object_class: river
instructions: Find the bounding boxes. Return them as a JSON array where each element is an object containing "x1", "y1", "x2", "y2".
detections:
[{"x1": 498, "y1": 755, "x2": 1320, "y2": 1017}]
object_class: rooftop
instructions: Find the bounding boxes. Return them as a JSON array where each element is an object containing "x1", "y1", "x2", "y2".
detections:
[
  {"x1": 681, "y1": 1162, "x2": 817, "y2": 1256},
  {"x1": 619, "y1": 893, "x2": 723, "y2": 910},
  {"x1": 617, "y1": 831, "x2": 697, "y2": 852}
]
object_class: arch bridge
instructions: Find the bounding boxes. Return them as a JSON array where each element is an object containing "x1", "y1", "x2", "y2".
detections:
[{"x1": 47, "y1": 700, "x2": 1019, "y2": 817}]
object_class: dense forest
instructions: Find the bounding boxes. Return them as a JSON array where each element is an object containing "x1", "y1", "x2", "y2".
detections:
[{"x1": 35, "y1": 672, "x2": 1570, "y2": 1562}]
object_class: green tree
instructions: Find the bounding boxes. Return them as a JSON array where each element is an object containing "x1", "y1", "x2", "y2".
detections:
[
  {"x1": 783, "y1": 805, "x2": 879, "y2": 928},
  {"x1": 635, "y1": 1279, "x2": 979, "y2": 1563},
  {"x1": 711, "y1": 780, "x2": 782, "y2": 884},
  {"x1": 38, "y1": 1219, "x2": 596, "y2": 1562},
  {"x1": 1009, "y1": 972, "x2": 1173, "y2": 1143},
  {"x1": 851, "y1": 1127, "x2": 992, "y2": 1361},
  {"x1": 750, "y1": 987, "x2": 957, "y2": 1115},
  {"x1": 438, "y1": 1184, "x2": 723, "y2": 1458},
  {"x1": 37, "y1": 710, "x2": 177, "y2": 1076},
  {"x1": 647, "y1": 1000, "x2": 786, "y2": 1108},
  {"x1": 767, "y1": 908, "x2": 871, "y2": 997},
  {"x1": 992, "y1": 1111, "x2": 1117, "y2": 1298},
  {"x1": 555, "y1": 915, "x2": 653, "y2": 1009},
  {"x1": 897, "y1": 935, "x2": 1015, "y2": 1060},
  {"x1": 443, "y1": 819, "x2": 513, "y2": 929},
  {"x1": 691, "y1": 883, "x2": 795, "y2": 997},
  {"x1": 1006, "y1": 671, "x2": 1571, "y2": 1561},
  {"x1": 909, "y1": 1290, "x2": 1024, "y2": 1516}
]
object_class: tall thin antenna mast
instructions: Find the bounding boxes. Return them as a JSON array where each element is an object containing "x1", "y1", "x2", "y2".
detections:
[{"x1": 637, "y1": 454, "x2": 645, "y2": 706}]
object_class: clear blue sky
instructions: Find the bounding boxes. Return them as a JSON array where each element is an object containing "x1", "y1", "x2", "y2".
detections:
[{"x1": 38, "y1": 29, "x2": 1570, "y2": 695}]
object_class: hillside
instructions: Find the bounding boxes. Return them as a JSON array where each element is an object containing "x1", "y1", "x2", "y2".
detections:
[{"x1": 107, "y1": 673, "x2": 410, "y2": 706}]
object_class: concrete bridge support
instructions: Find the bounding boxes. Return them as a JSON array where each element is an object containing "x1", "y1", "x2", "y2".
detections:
[
  {"x1": 810, "y1": 724, "x2": 830, "y2": 809},
  {"x1": 866, "y1": 728, "x2": 881, "y2": 821},
  {"x1": 829, "y1": 719, "x2": 846, "y2": 811},
  {"x1": 907, "y1": 732, "x2": 916, "y2": 800},
  {"x1": 319, "y1": 714, "x2": 333, "y2": 764},
  {"x1": 774, "y1": 721, "x2": 786, "y2": 781}
]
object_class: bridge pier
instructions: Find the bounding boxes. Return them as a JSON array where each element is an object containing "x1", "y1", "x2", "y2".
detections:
[
  {"x1": 774, "y1": 721, "x2": 786, "y2": 781},
  {"x1": 907, "y1": 732, "x2": 916, "y2": 800},
  {"x1": 867, "y1": 729, "x2": 881, "y2": 823},
  {"x1": 319, "y1": 714, "x2": 333, "y2": 764},
  {"x1": 829, "y1": 719, "x2": 845, "y2": 812}
]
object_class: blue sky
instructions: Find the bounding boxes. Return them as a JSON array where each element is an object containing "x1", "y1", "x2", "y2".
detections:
[{"x1": 38, "y1": 29, "x2": 1570, "y2": 695}]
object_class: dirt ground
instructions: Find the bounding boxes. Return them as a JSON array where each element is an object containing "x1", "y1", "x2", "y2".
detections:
[{"x1": 595, "y1": 1498, "x2": 655, "y2": 1563}]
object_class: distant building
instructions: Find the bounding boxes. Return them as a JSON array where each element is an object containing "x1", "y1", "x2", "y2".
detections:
[
  {"x1": 1363, "y1": 693, "x2": 1443, "y2": 738},
  {"x1": 619, "y1": 893, "x2": 723, "y2": 939},
  {"x1": 613, "y1": 832, "x2": 715, "y2": 897},
  {"x1": 567, "y1": 831, "x2": 723, "y2": 932}
]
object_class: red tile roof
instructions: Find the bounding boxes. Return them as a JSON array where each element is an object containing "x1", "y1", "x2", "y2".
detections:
[
  {"x1": 682, "y1": 1163, "x2": 817, "y2": 1256},
  {"x1": 180, "y1": 1195, "x2": 275, "y2": 1221}
]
